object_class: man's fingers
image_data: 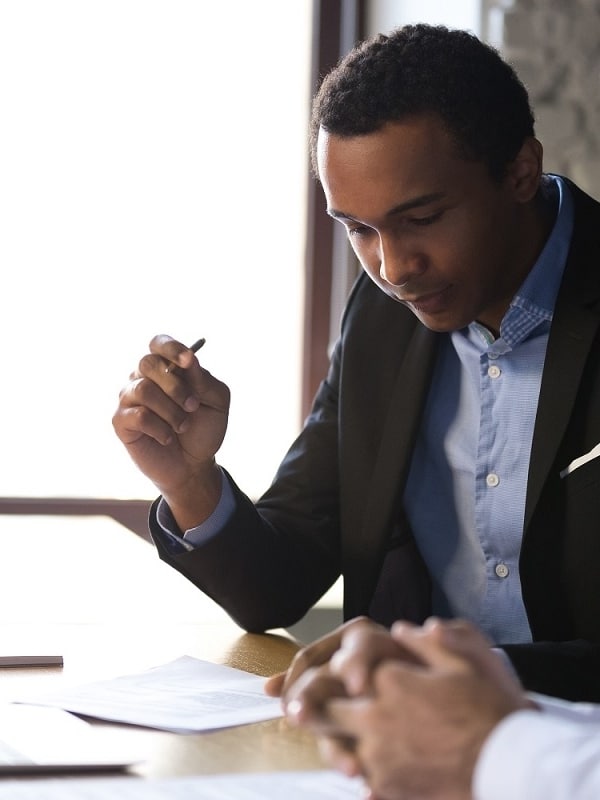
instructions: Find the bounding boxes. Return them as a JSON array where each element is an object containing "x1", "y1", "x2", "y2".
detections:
[
  {"x1": 324, "y1": 695, "x2": 375, "y2": 741},
  {"x1": 330, "y1": 624, "x2": 410, "y2": 696},
  {"x1": 391, "y1": 618, "x2": 523, "y2": 693},
  {"x1": 317, "y1": 735, "x2": 362, "y2": 778},
  {"x1": 263, "y1": 671, "x2": 285, "y2": 697},
  {"x1": 278, "y1": 617, "x2": 374, "y2": 698},
  {"x1": 285, "y1": 667, "x2": 349, "y2": 728},
  {"x1": 390, "y1": 618, "x2": 484, "y2": 673},
  {"x1": 115, "y1": 375, "x2": 193, "y2": 443},
  {"x1": 149, "y1": 334, "x2": 195, "y2": 371}
]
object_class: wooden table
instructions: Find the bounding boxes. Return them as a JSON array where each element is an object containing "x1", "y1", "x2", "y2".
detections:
[{"x1": 0, "y1": 515, "x2": 324, "y2": 777}]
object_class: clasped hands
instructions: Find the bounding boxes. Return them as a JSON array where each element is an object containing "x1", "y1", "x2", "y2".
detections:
[{"x1": 265, "y1": 617, "x2": 533, "y2": 800}]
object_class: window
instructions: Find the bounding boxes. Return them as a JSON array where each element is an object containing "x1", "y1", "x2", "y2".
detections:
[
  {"x1": 366, "y1": 0, "x2": 481, "y2": 34},
  {"x1": 0, "y1": 1, "x2": 311, "y2": 501}
]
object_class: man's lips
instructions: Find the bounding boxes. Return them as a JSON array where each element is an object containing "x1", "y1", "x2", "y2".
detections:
[{"x1": 396, "y1": 285, "x2": 453, "y2": 312}]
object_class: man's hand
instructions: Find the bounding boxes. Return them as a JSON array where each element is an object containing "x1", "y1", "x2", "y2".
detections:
[
  {"x1": 264, "y1": 617, "x2": 392, "y2": 700},
  {"x1": 265, "y1": 616, "x2": 426, "y2": 785},
  {"x1": 112, "y1": 334, "x2": 230, "y2": 531},
  {"x1": 284, "y1": 618, "x2": 535, "y2": 800}
]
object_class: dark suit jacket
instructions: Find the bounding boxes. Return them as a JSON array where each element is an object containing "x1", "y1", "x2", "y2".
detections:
[{"x1": 152, "y1": 177, "x2": 600, "y2": 701}]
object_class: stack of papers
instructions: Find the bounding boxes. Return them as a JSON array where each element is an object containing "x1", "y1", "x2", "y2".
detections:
[
  {"x1": 3, "y1": 656, "x2": 368, "y2": 797},
  {"x1": 0, "y1": 771, "x2": 365, "y2": 798},
  {"x1": 14, "y1": 656, "x2": 282, "y2": 733}
]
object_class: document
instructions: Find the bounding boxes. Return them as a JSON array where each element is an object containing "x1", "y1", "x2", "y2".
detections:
[
  {"x1": 15, "y1": 656, "x2": 282, "y2": 733},
  {"x1": 0, "y1": 770, "x2": 364, "y2": 799}
]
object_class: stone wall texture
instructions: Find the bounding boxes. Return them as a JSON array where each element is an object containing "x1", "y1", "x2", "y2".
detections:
[{"x1": 484, "y1": 0, "x2": 600, "y2": 195}]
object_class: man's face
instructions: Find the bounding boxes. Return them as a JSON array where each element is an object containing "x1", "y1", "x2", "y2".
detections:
[{"x1": 317, "y1": 115, "x2": 534, "y2": 334}]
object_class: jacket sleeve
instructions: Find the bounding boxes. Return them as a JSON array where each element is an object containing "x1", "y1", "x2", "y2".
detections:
[
  {"x1": 502, "y1": 640, "x2": 600, "y2": 701},
  {"x1": 149, "y1": 343, "x2": 347, "y2": 633}
]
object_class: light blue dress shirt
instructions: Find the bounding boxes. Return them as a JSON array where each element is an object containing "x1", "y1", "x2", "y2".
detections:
[{"x1": 403, "y1": 175, "x2": 574, "y2": 644}]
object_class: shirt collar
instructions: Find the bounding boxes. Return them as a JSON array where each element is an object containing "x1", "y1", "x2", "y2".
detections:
[
  {"x1": 470, "y1": 174, "x2": 574, "y2": 348},
  {"x1": 511, "y1": 174, "x2": 574, "y2": 316}
]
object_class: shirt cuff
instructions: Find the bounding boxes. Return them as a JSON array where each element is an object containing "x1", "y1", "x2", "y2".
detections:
[
  {"x1": 155, "y1": 467, "x2": 236, "y2": 552},
  {"x1": 473, "y1": 708, "x2": 600, "y2": 800},
  {"x1": 528, "y1": 691, "x2": 600, "y2": 722}
]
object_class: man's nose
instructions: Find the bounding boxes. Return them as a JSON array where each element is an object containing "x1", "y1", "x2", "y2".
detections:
[{"x1": 378, "y1": 236, "x2": 425, "y2": 287}]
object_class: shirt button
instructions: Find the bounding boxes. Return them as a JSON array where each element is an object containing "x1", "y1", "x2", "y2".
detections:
[
  {"x1": 495, "y1": 563, "x2": 509, "y2": 578},
  {"x1": 486, "y1": 473, "x2": 500, "y2": 487},
  {"x1": 488, "y1": 365, "x2": 501, "y2": 379}
]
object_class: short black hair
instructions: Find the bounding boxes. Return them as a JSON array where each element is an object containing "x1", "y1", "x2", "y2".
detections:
[{"x1": 310, "y1": 24, "x2": 535, "y2": 181}]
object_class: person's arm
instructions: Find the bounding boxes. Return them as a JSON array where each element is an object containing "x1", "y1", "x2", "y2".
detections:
[
  {"x1": 529, "y1": 691, "x2": 600, "y2": 722},
  {"x1": 474, "y1": 709, "x2": 600, "y2": 800},
  {"x1": 141, "y1": 323, "x2": 352, "y2": 634},
  {"x1": 152, "y1": 468, "x2": 236, "y2": 553},
  {"x1": 115, "y1": 335, "x2": 341, "y2": 633},
  {"x1": 148, "y1": 458, "x2": 342, "y2": 633}
]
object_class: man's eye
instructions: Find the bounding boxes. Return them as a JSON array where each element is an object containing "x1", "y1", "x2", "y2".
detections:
[
  {"x1": 347, "y1": 225, "x2": 371, "y2": 237},
  {"x1": 410, "y1": 211, "x2": 443, "y2": 226}
]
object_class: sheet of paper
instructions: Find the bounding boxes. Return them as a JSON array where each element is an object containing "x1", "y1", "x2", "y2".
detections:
[
  {"x1": 0, "y1": 771, "x2": 365, "y2": 799},
  {"x1": 15, "y1": 655, "x2": 282, "y2": 733}
]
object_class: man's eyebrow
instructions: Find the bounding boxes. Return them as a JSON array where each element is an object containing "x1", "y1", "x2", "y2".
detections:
[{"x1": 328, "y1": 192, "x2": 446, "y2": 222}]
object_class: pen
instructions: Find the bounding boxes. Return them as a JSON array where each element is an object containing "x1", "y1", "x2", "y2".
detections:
[
  {"x1": 0, "y1": 655, "x2": 64, "y2": 668},
  {"x1": 165, "y1": 337, "x2": 206, "y2": 374}
]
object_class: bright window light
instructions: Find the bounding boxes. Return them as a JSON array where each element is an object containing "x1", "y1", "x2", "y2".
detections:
[
  {"x1": 0, "y1": 1, "x2": 310, "y2": 500},
  {"x1": 367, "y1": 0, "x2": 481, "y2": 34}
]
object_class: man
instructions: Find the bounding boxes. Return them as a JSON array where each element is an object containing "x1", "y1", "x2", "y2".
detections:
[
  {"x1": 113, "y1": 24, "x2": 600, "y2": 700},
  {"x1": 278, "y1": 617, "x2": 600, "y2": 800}
]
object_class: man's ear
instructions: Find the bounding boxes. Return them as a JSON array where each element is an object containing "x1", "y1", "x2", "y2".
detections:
[{"x1": 505, "y1": 137, "x2": 544, "y2": 203}]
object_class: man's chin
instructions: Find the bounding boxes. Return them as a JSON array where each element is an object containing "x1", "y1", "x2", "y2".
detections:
[{"x1": 411, "y1": 310, "x2": 467, "y2": 333}]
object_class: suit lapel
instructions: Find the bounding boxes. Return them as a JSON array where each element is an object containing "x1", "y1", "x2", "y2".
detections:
[
  {"x1": 525, "y1": 185, "x2": 600, "y2": 528},
  {"x1": 345, "y1": 323, "x2": 438, "y2": 612},
  {"x1": 525, "y1": 299, "x2": 600, "y2": 528}
]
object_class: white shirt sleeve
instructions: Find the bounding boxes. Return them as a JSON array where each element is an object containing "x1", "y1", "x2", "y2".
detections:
[
  {"x1": 528, "y1": 692, "x2": 600, "y2": 722},
  {"x1": 473, "y1": 703, "x2": 600, "y2": 800}
]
